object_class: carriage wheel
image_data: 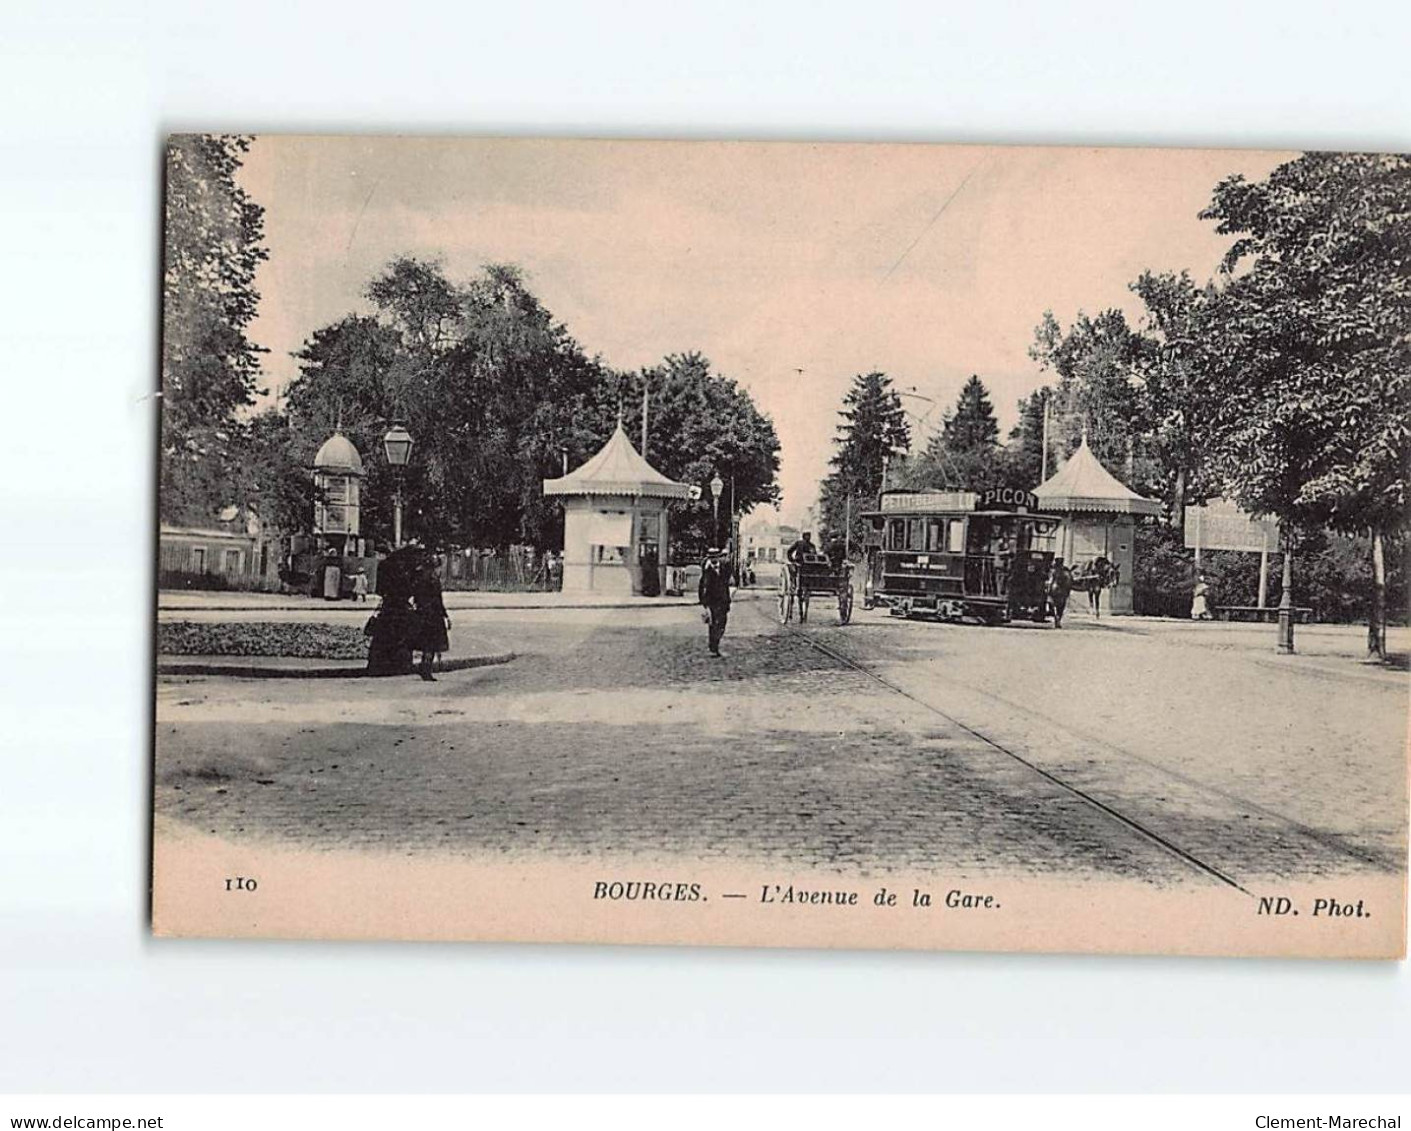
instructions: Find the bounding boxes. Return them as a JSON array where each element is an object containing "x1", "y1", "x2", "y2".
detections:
[
  {"x1": 777, "y1": 572, "x2": 793, "y2": 624},
  {"x1": 838, "y1": 583, "x2": 854, "y2": 625},
  {"x1": 798, "y1": 587, "x2": 811, "y2": 623}
]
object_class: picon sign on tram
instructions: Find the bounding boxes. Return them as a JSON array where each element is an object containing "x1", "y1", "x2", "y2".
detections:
[{"x1": 979, "y1": 487, "x2": 1040, "y2": 513}]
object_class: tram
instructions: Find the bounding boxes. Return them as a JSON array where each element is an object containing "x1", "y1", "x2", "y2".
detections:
[{"x1": 861, "y1": 487, "x2": 1061, "y2": 624}]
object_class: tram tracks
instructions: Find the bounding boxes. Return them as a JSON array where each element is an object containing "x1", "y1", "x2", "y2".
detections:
[{"x1": 751, "y1": 601, "x2": 1399, "y2": 896}]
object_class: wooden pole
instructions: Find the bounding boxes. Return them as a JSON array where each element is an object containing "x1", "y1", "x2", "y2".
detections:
[
  {"x1": 641, "y1": 379, "x2": 649, "y2": 459},
  {"x1": 1040, "y1": 393, "x2": 1050, "y2": 484}
]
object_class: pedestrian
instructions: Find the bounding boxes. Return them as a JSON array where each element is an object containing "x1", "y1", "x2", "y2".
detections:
[
  {"x1": 352, "y1": 568, "x2": 369, "y2": 603},
  {"x1": 412, "y1": 557, "x2": 451, "y2": 681},
  {"x1": 1047, "y1": 557, "x2": 1073, "y2": 628},
  {"x1": 1191, "y1": 572, "x2": 1212, "y2": 621},
  {"x1": 698, "y1": 545, "x2": 732, "y2": 657}
]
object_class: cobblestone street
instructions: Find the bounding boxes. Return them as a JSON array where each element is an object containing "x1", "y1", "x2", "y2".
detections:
[{"x1": 153, "y1": 596, "x2": 1408, "y2": 888}]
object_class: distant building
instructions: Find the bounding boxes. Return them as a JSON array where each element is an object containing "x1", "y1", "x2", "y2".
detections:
[
  {"x1": 159, "y1": 519, "x2": 270, "y2": 585},
  {"x1": 740, "y1": 511, "x2": 798, "y2": 564}
]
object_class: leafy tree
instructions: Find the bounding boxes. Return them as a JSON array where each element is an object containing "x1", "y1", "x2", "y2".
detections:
[
  {"x1": 1127, "y1": 270, "x2": 1227, "y2": 522},
  {"x1": 1195, "y1": 152, "x2": 1411, "y2": 657},
  {"x1": 1028, "y1": 308, "x2": 1148, "y2": 480},
  {"x1": 160, "y1": 134, "x2": 268, "y2": 523},
  {"x1": 282, "y1": 262, "x2": 780, "y2": 558},
  {"x1": 819, "y1": 371, "x2": 910, "y2": 548},
  {"x1": 286, "y1": 262, "x2": 608, "y2": 551},
  {"x1": 365, "y1": 255, "x2": 464, "y2": 360},
  {"x1": 618, "y1": 353, "x2": 782, "y2": 557},
  {"x1": 284, "y1": 314, "x2": 409, "y2": 543}
]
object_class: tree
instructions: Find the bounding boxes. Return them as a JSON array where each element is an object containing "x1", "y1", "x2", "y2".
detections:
[
  {"x1": 160, "y1": 135, "x2": 268, "y2": 523},
  {"x1": 618, "y1": 353, "x2": 782, "y2": 556},
  {"x1": 818, "y1": 372, "x2": 910, "y2": 548},
  {"x1": 902, "y1": 375, "x2": 1008, "y2": 492},
  {"x1": 1029, "y1": 308, "x2": 1148, "y2": 476},
  {"x1": 287, "y1": 261, "x2": 610, "y2": 551},
  {"x1": 1127, "y1": 270, "x2": 1227, "y2": 523},
  {"x1": 1005, "y1": 389, "x2": 1051, "y2": 489},
  {"x1": 1196, "y1": 152, "x2": 1411, "y2": 657},
  {"x1": 282, "y1": 262, "x2": 781, "y2": 558},
  {"x1": 285, "y1": 313, "x2": 410, "y2": 545}
]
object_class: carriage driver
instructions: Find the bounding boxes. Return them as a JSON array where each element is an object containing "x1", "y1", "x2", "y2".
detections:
[{"x1": 785, "y1": 531, "x2": 816, "y2": 588}]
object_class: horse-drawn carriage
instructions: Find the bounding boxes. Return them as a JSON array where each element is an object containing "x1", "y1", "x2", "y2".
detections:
[{"x1": 778, "y1": 554, "x2": 855, "y2": 625}]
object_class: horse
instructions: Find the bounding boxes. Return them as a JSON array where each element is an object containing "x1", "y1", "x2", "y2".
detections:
[{"x1": 1075, "y1": 557, "x2": 1118, "y2": 617}]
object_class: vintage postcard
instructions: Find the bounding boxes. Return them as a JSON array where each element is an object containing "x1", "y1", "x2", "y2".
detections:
[{"x1": 152, "y1": 136, "x2": 1408, "y2": 957}]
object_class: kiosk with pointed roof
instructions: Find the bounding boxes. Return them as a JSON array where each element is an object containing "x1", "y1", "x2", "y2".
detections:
[
  {"x1": 543, "y1": 422, "x2": 691, "y2": 595},
  {"x1": 1034, "y1": 434, "x2": 1161, "y2": 614}
]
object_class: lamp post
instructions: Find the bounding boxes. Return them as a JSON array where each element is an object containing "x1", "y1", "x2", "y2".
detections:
[
  {"x1": 709, "y1": 471, "x2": 724, "y2": 546},
  {"x1": 382, "y1": 420, "x2": 414, "y2": 548},
  {"x1": 1276, "y1": 530, "x2": 1296, "y2": 655}
]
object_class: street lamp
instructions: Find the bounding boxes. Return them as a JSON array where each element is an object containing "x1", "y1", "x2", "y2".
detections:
[
  {"x1": 382, "y1": 420, "x2": 414, "y2": 548},
  {"x1": 1277, "y1": 530, "x2": 1296, "y2": 655},
  {"x1": 709, "y1": 471, "x2": 724, "y2": 545}
]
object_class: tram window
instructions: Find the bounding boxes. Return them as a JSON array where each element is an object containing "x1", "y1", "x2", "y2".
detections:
[
  {"x1": 888, "y1": 519, "x2": 906, "y2": 550},
  {"x1": 925, "y1": 519, "x2": 944, "y2": 552},
  {"x1": 907, "y1": 519, "x2": 925, "y2": 551},
  {"x1": 947, "y1": 520, "x2": 965, "y2": 554}
]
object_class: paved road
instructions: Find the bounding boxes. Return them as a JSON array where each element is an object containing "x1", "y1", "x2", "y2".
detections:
[{"x1": 154, "y1": 599, "x2": 1407, "y2": 886}]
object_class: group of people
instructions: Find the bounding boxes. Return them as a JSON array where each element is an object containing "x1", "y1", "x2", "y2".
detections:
[
  {"x1": 364, "y1": 549, "x2": 451, "y2": 681},
  {"x1": 786, "y1": 530, "x2": 847, "y2": 572}
]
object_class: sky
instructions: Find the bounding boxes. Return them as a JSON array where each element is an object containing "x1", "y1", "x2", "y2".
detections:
[{"x1": 237, "y1": 137, "x2": 1289, "y2": 526}]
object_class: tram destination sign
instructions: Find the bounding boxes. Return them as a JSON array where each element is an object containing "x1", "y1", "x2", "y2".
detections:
[
  {"x1": 1184, "y1": 499, "x2": 1280, "y2": 553},
  {"x1": 880, "y1": 491, "x2": 977, "y2": 513}
]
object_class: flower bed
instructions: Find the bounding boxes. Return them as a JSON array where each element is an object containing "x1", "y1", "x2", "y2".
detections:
[{"x1": 157, "y1": 621, "x2": 370, "y2": 660}]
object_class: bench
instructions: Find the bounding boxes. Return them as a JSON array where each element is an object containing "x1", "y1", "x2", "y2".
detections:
[{"x1": 1214, "y1": 605, "x2": 1313, "y2": 624}]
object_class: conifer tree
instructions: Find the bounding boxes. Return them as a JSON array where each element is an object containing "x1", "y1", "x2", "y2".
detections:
[{"x1": 818, "y1": 371, "x2": 909, "y2": 547}]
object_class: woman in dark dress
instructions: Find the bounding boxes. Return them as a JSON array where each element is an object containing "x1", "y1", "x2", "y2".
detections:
[{"x1": 411, "y1": 559, "x2": 451, "y2": 681}]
